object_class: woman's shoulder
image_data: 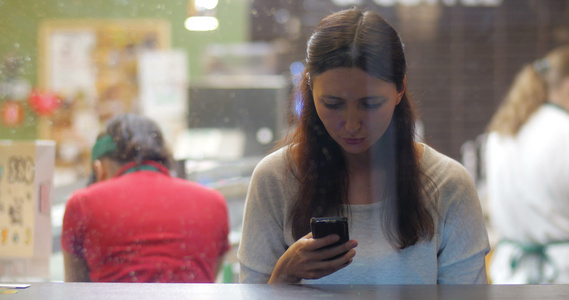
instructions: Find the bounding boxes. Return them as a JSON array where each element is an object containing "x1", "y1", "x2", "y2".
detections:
[
  {"x1": 252, "y1": 146, "x2": 293, "y2": 178},
  {"x1": 420, "y1": 144, "x2": 470, "y2": 179},
  {"x1": 539, "y1": 104, "x2": 569, "y2": 123},
  {"x1": 420, "y1": 144, "x2": 478, "y2": 210},
  {"x1": 525, "y1": 105, "x2": 569, "y2": 140}
]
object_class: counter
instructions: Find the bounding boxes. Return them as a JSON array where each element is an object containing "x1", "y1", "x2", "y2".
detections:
[{"x1": 2, "y1": 283, "x2": 568, "y2": 300}]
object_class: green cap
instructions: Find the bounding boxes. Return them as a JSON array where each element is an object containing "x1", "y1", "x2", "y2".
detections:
[{"x1": 91, "y1": 134, "x2": 117, "y2": 162}]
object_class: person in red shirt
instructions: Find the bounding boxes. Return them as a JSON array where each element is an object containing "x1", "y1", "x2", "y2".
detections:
[{"x1": 61, "y1": 113, "x2": 230, "y2": 283}]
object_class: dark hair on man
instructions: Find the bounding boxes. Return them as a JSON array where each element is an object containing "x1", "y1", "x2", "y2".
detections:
[
  {"x1": 102, "y1": 113, "x2": 173, "y2": 168},
  {"x1": 281, "y1": 8, "x2": 435, "y2": 250}
]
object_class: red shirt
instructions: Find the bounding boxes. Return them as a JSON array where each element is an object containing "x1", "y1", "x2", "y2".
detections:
[{"x1": 61, "y1": 161, "x2": 230, "y2": 282}]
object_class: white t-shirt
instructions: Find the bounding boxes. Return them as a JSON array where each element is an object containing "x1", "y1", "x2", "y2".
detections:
[
  {"x1": 486, "y1": 104, "x2": 569, "y2": 284},
  {"x1": 238, "y1": 144, "x2": 489, "y2": 284}
]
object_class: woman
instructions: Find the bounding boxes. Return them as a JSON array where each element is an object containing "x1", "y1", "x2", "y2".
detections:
[
  {"x1": 61, "y1": 113, "x2": 230, "y2": 283},
  {"x1": 238, "y1": 8, "x2": 489, "y2": 284},
  {"x1": 486, "y1": 46, "x2": 569, "y2": 284}
]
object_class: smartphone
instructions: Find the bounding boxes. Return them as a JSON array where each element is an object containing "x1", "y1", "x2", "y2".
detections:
[{"x1": 310, "y1": 217, "x2": 349, "y2": 260}]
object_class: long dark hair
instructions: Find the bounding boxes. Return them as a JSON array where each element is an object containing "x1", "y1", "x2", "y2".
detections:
[
  {"x1": 101, "y1": 113, "x2": 173, "y2": 167},
  {"x1": 282, "y1": 8, "x2": 434, "y2": 250}
]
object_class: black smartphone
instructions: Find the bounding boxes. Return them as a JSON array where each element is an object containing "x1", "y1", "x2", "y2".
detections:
[{"x1": 310, "y1": 217, "x2": 349, "y2": 260}]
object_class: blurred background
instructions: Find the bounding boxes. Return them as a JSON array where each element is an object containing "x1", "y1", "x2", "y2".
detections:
[{"x1": 1, "y1": 0, "x2": 569, "y2": 283}]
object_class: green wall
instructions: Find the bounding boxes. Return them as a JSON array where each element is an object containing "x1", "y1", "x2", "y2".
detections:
[{"x1": 0, "y1": 0, "x2": 250, "y2": 139}]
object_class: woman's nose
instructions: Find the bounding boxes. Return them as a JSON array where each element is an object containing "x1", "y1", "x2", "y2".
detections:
[{"x1": 343, "y1": 108, "x2": 362, "y2": 135}]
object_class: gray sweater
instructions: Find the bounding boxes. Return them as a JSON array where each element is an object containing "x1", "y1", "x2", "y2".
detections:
[{"x1": 238, "y1": 144, "x2": 490, "y2": 284}]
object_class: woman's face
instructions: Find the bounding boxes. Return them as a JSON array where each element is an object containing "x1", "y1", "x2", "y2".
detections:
[{"x1": 312, "y1": 67, "x2": 404, "y2": 158}]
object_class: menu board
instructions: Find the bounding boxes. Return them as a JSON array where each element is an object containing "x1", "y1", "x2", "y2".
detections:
[{"x1": 0, "y1": 140, "x2": 54, "y2": 279}]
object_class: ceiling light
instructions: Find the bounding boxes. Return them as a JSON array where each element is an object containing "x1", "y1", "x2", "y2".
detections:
[{"x1": 185, "y1": 16, "x2": 219, "y2": 31}]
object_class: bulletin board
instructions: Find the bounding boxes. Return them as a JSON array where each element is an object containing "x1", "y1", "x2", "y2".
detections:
[{"x1": 37, "y1": 19, "x2": 170, "y2": 177}]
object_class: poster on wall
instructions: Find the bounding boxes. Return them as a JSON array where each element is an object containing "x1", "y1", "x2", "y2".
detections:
[
  {"x1": 138, "y1": 50, "x2": 188, "y2": 147},
  {"x1": 0, "y1": 143, "x2": 36, "y2": 257},
  {"x1": 0, "y1": 140, "x2": 55, "y2": 280},
  {"x1": 38, "y1": 20, "x2": 170, "y2": 180}
]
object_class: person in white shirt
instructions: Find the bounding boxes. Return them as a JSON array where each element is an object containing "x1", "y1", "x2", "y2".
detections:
[{"x1": 486, "y1": 46, "x2": 569, "y2": 284}]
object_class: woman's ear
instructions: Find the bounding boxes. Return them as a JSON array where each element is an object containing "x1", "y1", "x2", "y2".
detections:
[
  {"x1": 93, "y1": 159, "x2": 105, "y2": 183},
  {"x1": 397, "y1": 76, "x2": 407, "y2": 105}
]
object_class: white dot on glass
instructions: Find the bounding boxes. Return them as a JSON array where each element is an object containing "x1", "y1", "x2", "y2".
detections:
[{"x1": 256, "y1": 127, "x2": 273, "y2": 145}]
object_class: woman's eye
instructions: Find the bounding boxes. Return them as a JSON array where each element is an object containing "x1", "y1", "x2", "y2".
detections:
[
  {"x1": 322, "y1": 98, "x2": 343, "y2": 108},
  {"x1": 361, "y1": 101, "x2": 383, "y2": 109},
  {"x1": 324, "y1": 103, "x2": 342, "y2": 109}
]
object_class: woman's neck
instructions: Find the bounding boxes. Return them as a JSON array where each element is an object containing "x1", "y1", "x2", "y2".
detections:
[
  {"x1": 548, "y1": 98, "x2": 569, "y2": 113},
  {"x1": 344, "y1": 142, "x2": 423, "y2": 171},
  {"x1": 548, "y1": 83, "x2": 569, "y2": 113},
  {"x1": 343, "y1": 142, "x2": 423, "y2": 205},
  {"x1": 344, "y1": 149, "x2": 384, "y2": 205},
  {"x1": 344, "y1": 150, "x2": 373, "y2": 174}
]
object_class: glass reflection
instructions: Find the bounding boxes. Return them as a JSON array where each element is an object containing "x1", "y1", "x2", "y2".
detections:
[{"x1": 0, "y1": 0, "x2": 567, "y2": 285}]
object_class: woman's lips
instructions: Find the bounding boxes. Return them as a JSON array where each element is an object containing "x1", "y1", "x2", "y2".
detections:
[{"x1": 343, "y1": 137, "x2": 365, "y2": 145}]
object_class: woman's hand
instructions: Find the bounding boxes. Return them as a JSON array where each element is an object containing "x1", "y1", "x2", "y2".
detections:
[{"x1": 268, "y1": 232, "x2": 358, "y2": 284}]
